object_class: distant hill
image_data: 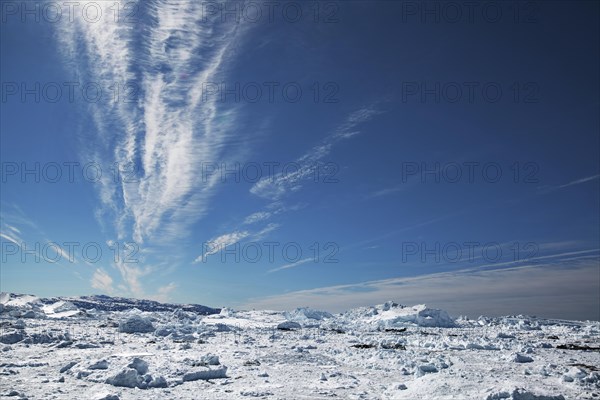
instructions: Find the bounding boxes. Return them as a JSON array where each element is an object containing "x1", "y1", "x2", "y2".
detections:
[{"x1": 3, "y1": 292, "x2": 220, "y2": 315}]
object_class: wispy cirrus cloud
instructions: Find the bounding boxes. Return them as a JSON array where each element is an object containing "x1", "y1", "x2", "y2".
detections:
[
  {"x1": 54, "y1": 1, "x2": 254, "y2": 295},
  {"x1": 91, "y1": 268, "x2": 115, "y2": 294},
  {"x1": 55, "y1": 0, "x2": 250, "y2": 244},
  {"x1": 538, "y1": 174, "x2": 600, "y2": 193},
  {"x1": 4, "y1": 224, "x2": 21, "y2": 235},
  {"x1": 199, "y1": 107, "x2": 383, "y2": 270},
  {"x1": 153, "y1": 282, "x2": 178, "y2": 303},
  {"x1": 197, "y1": 107, "x2": 382, "y2": 269},
  {"x1": 0, "y1": 208, "x2": 77, "y2": 264},
  {"x1": 243, "y1": 211, "x2": 273, "y2": 225},
  {"x1": 366, "y1": 185, "x2": 404, "y2": 199},
  {"x1": 557, "y1": 174, "x2": 600, "y2": 189},
  {"x1": 250, "y1": 107, "x2": 382, "y2": 200},
  {"x1": 195, "y1": 230, "x2": 251, "y2": 263},
  {"x1": 267, "y1": 257, "x2": 313, "y2": 273},
  {"x1": 88, "y1": 260, "x2": 175, "y2": 300},
  {"x1": 195, "y1": 223, "x2": 280, "y2": 263},
  {"x1": 0, "y1": 232, "x2": 21, "y2": 246}
]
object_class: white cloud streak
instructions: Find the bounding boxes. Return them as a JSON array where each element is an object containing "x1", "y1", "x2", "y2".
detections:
[
  {"x1": 0, "y1": 232, "x2": 21, "y2": 246},
  {"x1": 268, "y1": 257, "x2": 313, "y2": 273},
  {"x1": 230, "y1": 107, "x2": 382, "y2": 260},
  {"x1": 195, "y1": 230, "x2": 251, "y2": 263},
  {"x1": 557, "y1": 174, "x2": 600, "y2": 189},
  {"x1": 55, "y1": 0, "x2": 248, "y2": 244},
  {"x1": 366, "y1": 185, "x2": 404, "y2": 199},
  {"x1": 153, "y1": 282, "x2": 177, "y2": 303},
  {"x1": 55, "y1": 0, "x2": 252, "y2": 295},
  {"x1": 250, "y1": 107, "x2": 382, "y2": 200},
  {"x1": 243, "y1": 211, "x2": 273, "y2": 225},
  {"x1": 1, "y1": 215, "x2": 76, "y2": 264},
  {"x1": 91, "y1": 268, "x2": 115, "y2": 294},
  {"x1": 195, "y1": 222, "x2": 281, "y2": 263}
]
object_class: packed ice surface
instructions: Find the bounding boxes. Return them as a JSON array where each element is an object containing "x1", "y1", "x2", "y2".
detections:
[{"x1": 1, "y1": 293, "x2": 599, "y2": 399}]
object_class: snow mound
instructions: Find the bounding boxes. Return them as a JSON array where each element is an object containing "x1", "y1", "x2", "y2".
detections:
[
  {"x1": 199, "y1": 354, "x2": 220, "y2": 365},
  {"x1": 284, "y1": 307, "x2": 333, "y2": 322},
  {"x1": 486, "y1": 388, "x2": 566, "y2": 400},
  {"x1": 89, "y1": 360, "x2": 109, "y2": 370},
  {"x1": 182, "y1": 366, "x2": 228, "y2": 381},
  {"x1": 0, "y1": 330, "x2": 24, "y2": 344},
  {"x1": 277, "y1": 321, "x2": 302, "y2": 330},
  {"x1": 154, "y1": 322, "x2": 196, "y2": 337},
  {"x1": 128, "y1": 358, "x2": 149, "y2": 374},
  {"x1": 119, "y1": 315, "x2": 155, "y2": 333},
  {"x1": 513, "y1": 353, "x2": 534, "y2": 363},
  {"x1": 106, "y1": 368, "x2": 146, "y2": 388},
  {"x1": 60, "y1": 361, "x2": 78, "y2": 373},
  {"x1": 219, "y1": 307, "x2": 235, "y2": 317},
  {"x1": 44, "y1": 300, "x2": 78, "y2": 313},
  {"x1": 104, "y1": 359, "x2": 166, "y2": 389},
  {"x1": 3, "y1": 293, "x2": 39, "y2": 307},
  {"x1": 172, "y1": 308, "x2": 197, "y2": 320},
  {"x1": 341, "y1": 302, "x2": 455, "y2": 329},
  {"x1": 0, "y1": 293, "x2": 45, "y2": 318},
  {"x1": 43, "y1": 301, "x2": 81, "y2": 318}
]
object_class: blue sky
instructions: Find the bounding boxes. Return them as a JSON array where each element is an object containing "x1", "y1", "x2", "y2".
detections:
[{"x1": 1, "y1": 1, "x2": 598, "y2": 319}]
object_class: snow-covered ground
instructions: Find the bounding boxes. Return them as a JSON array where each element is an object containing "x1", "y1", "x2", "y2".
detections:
[{"x1": 0, "y1": 294, "x2": 598, "y2": 399}]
